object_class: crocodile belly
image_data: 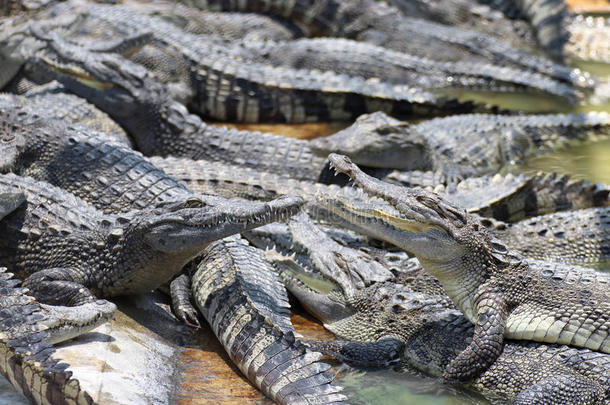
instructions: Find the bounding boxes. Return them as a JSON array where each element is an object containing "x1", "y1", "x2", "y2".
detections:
[{"x1": 505, "y1": 308, "x2": 610, "y2": 353}]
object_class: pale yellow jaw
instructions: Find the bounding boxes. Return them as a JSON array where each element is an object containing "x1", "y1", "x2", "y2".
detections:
[
  {"x1": 321, "y1": 195, "x2": 429, "y2": 235},
  {"x1": 40, "y1": 56, "x2": 114, "y2": 90}
]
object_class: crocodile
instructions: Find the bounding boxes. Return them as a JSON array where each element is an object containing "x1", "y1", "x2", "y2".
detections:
[
  {"x1": 309, "y1": 111, "x2": 610, "y2": 179},
  {"x1": 191, "y1": 235, "x2": 348, "y2": 405},
  {"x1": 0, "y1": 267, "x2": 116, "y2": 405},
  {"x1": 17, "y1": 36, "x2": 334, "y2": 180},
  {"x1": 244, "y1": 212, "x2": 395, "y2": 296},
  {"x1": 0, "y1": 172, "x2": 303, "y2": 305},
  {"x1": 2, "y1": 81, "x2": 130, "y2": 144},
  {"x1": 386, "y1": 0, "x2": 538, "y2": 50},
  {"x1": 317, "y1": 154, "x2": 610, "y2": 383},
  {"x1": 492, "y1": 206, "x2": 610, "y2": 268},
  {"x1": 268, "y1": 253, "x2": 610, "y2": 404},
  {"x1": 388, "y1": 0, "x2": 568, "y2": 59},
  {"x1": 0, "y1": 95, "x2": 347, "y2": 402},
  {"x1": 152, "y1": 156, "x2": 610, "y2": 223},
  {"x1": 186, "y1": 0, "x2": 594, "y2": 89},
  {"x1": 21, "y1": 1, "x2": 490, "y2": 123},
  {"x1": 127, "y1": 1, "x2": 300, "y2": 41},
  {"x1": 0, "y1": 93, "x2": 309, "y2": 321},
  {"x1": 240, "y1": 37, "x2": 579, "y2": 100}
]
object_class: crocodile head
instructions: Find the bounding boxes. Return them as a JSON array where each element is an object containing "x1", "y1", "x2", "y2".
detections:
[
  {"x1": 264, "y1": 248, "x2": 356, "y2": 327},
  {"x1": 317, "y1": 154, "x2": 513, "y2": 311},
  {"x1": 142, "y1": 196, "x2": 303, "y2": 252},
  {"x1": 268, "y1": 248, "x2": 455, "y2": 349},
  {"x1": 110, "y1": 195, "x2": 304, "y2": 294},
  {"x1": 308, "y1": 112, "x2": 431, "y2": 170},
  {"x1": 40, "y1": 299, "x2": 117, "y2": 344},
  {"x1": 26, "y1": 28, "x2": 169, "y2": 147}
]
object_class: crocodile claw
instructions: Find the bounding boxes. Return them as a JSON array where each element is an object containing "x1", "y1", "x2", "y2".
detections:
[{"x1": 174, "y1": 302, "x2": 201, "y2": 327}]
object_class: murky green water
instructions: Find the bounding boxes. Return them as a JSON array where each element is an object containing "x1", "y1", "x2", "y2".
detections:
[{"x1": 334, "y1": 57, "x2": 610, "y2": 405}]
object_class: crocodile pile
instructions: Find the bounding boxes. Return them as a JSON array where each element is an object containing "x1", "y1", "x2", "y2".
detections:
[{"x1": 0, "y1": 0, "x2": 609, "y2": 404}]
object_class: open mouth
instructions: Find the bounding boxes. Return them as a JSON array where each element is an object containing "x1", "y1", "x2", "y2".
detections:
[
  {"x1": 153, "y1": 197, "x2": 304, "y2": 231},
  {"x1": 39, "y1": 55, "x2": 114, "y2": 90},
  {"x1": 319, "y1": 194, "x2": 427, "y2": 235},
  {"x1": 265, "y1": 248, "x2": 337, "y2": 295}
]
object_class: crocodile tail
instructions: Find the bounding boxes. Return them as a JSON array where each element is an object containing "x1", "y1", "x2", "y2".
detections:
[
  {"x1": 192, "y1": 237, "x2": 348, "y2": 404},
  {"x1": 0, "y1": 268, "x2": 95, "y2": 405},
  {"x1": 528, "y1": 172, "x2": 610, "y2": 216}
]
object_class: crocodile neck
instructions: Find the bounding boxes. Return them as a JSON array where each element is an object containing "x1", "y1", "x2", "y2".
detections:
[{"x1": 418, "y1": 256, "x2": 492, "y2": 322}]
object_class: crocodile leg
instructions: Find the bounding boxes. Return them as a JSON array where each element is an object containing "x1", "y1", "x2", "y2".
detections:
[
  {"x1": 169, "y1": 273, "x2": 199, "y2": 326},
  {"x1": 305, "y1": 338, "x2": 404, "y2": 368},
  {"x1": 22, "y1": 267, "x2": 96, "y2": 306},
  {"x1": 0, "y1": 267, "x2": 115, "y2": 404},
  {"x1": 443, "y1": 291, "x2": 508, "y2": 383}
]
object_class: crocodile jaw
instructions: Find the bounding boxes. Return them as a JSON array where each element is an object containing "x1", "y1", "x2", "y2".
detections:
[
  {"x1": 317, "y1": 193, "x2": 464, "y2": 263},
  {"x1": 143, "y1": 196, "x2": 304, "y2": 255},
  {"x1": 40, "y1": 299, "x2": 117, "y2": 344},
  {"x1": 317, "y1": 192, "x2": 481, "y2": 323}
]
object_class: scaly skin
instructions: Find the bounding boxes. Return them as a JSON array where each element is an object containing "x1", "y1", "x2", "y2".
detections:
[
  {"x1": 0, "y1": 191, "x2": 25, "y2": 220},
  {"x1": 244, "y1": 212, "x2": 394, "y2": 297},
  {"x1": 494, "y1": 207, "x2": 610, "y2": 268},
  {"x1": 152, "y1": 156, "x2": 610, "y2": 224},
  {"x1": 0, "y1": 0, "x2": 57, "y2": 16},
  {"x1": 125, "y1": 1, "x2": 299, "y2": 41},
  {"x1": 177, "y1": 0, "x2": 344, "y2": 36},
  {"x1": 336, "y1": 0, "x2": 586, "y2": 87},
  {"x1": 309, "y1": 111, "x2": 610, "y2": 178},
  {"x1": 22, "y1": 35, "x2": 335, "y2": 180},
  {"x1": 0, "y1": 173, "x2": 303, "y2": 304},
  {"x1": 0, "y1": 267, "x2": 116, "y2": 405},
  {"x1": 317, "y1": 154, "x2": 610, "y2": 384},
  {"x1": 185, "y1": 0, "x2": 592, "y2": 88},
  {"x1": 0, "y1": 94, "x2": 298, "y2": 214},
  {"x1": 0, "y1": 93, "x2": 307, "y2": 325},
  {"x1": 242, "y1": 37, "x2": 579, "y2": 99},
  {"x1": 475, "y1": 0, "x2": 569, "y2": 58},
  {"x1": 14, "y1": 81, "x2": 130, "y2": 144},
  {"x1": 0, "y1": 94, "x2": 345, "y2": 403},
  {"x1": 386, "y1": 0, "x2": 537, "y2": 49},
  {"x1": 30, "y1": 1, "x2": 487, "y2": 123},
  {"x1": 269, "y1": 257, "x2": 610, "y2": 404},
  {"x1": 155, "y1": 155, "x2": 610, "y2": 269},
  {"x1": 382, "y1": 170, "x2": 610, "y2": 222},
  {"x1": 192, "y1": 236, "x2": 348, "y2": 405}
]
